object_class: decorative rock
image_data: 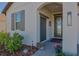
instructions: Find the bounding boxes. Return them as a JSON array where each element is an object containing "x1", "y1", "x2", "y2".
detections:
[{"x1": 23, "y1": 49, "x2": 28, "y2": 54}]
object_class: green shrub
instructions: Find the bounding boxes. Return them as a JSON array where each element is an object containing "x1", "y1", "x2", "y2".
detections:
[
  {"x1": 55, "y1": 45, "x2": 65, "y2": 56},
  {"x1": 0, "y1": 32, "x2": 24, "y2": 53},
  {"x1": 0, "y1": 32, "x2": 9, "y2": 46},
  {"x1": 5, "y1": 32, "x2": 24, "y2": 53},
  {"x1": 56, "y1": 49, "x2": 64, "y2": 56}
]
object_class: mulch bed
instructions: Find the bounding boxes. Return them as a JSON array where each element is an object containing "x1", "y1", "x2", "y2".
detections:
[{"x1": 0, "y1": 44, "x2": 38, "y2": 56}]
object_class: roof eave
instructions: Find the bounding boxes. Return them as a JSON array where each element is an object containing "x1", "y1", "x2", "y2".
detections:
[{"x1": 2, "y1": 2, "x2": 13, "y2": 15}]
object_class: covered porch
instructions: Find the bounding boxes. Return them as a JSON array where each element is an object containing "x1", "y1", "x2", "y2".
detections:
[
  {"x1": 36, "y1": 2, "x2": 78, "y2": 55},
  {"x1": 37, "y1": 2, "x2": 63, "y2": 45}
]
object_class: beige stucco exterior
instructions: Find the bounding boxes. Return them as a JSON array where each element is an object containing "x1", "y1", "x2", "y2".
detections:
[
  {"x1": 63, "y1": 3, "x2": 78, "y2": 55},
  {"x1": 6, "y1": 2, "x2": 44, "y2": 46},
  {"x1": 6, "y1": 2, "x2": 79, "y2": 55},
  {"x1": 0, "y1": 14, "x2": 6, "y2": 32}
]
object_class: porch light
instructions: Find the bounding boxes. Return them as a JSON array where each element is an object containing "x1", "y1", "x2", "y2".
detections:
[{"x1": 67, "y1": 11, "x2": 72, "y2": 26}]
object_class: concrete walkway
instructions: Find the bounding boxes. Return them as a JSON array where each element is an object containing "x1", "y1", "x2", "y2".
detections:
[{"x1": 32, "y1": 41, "x2": 56, "y2": 56}]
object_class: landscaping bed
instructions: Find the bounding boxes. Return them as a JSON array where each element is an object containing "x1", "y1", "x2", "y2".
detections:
[
  {"x1": 0, "y1": 32, "x2": 38, "y2": 56},
  {"x1": 0, "y1": 44, "x2": 38, "y2": 56}
]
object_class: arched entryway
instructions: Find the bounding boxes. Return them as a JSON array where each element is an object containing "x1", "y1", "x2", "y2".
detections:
[
  {"x1": 36, "y1": 2, "x2": 78, "y2": 55},
  {"x1": 37, "y1": 2, "x2": 63, "y2": 43},
  {"x1": 35, "y1": 2, "x2": 63, "y2": 56}
]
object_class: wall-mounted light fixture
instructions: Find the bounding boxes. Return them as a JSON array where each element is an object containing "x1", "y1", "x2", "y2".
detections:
[
  {"x1": 49, "y1": 21, "x2": 51, "y2": 27},
  {"x1": 67, "y1": 12, "x2": 72, "y2": 26}
]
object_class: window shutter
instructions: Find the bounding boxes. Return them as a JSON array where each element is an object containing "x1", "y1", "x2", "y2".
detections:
[
  {"x1": 11, "y1": 13, "x2": 15, "y2": 30},
  {"x1": 20, "y1": 10, "x2": 25, "y2": 31}
]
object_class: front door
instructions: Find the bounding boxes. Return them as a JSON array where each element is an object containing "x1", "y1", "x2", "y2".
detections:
[
  {"x1": 54, "y1": 15, "x2": 62, "y2": 37},
  {"x1": 40, "y1": 16, "x2": 47, "y2": 42}
]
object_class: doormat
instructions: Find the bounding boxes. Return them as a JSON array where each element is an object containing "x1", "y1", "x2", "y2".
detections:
[{"x1": 50, "y1": 38, "x2": 62, "y2": 43}]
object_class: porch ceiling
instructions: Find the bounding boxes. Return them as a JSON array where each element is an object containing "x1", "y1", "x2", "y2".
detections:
[{"x1": 43, "y1": 3, "x2": 62, "y2": 13}]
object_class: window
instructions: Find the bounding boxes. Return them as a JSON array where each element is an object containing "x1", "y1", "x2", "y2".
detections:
[
  {"x1": 54, "y1": 15, "x2": 62, "y2": 37},
  {"x1": 11, "y1": 10, "x2": 25, "y2": 31},
  {"x1": 16, "y1": 12, "x2": 21, "y2": 30}
]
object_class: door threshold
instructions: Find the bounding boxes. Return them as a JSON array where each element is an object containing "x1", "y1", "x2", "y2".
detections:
[
  {"x1": 40, "y1": 39, "x2": 48, "y2": 44},
  {"x1": 53, "y1": 37, "x2": 62, "y2": 39}
]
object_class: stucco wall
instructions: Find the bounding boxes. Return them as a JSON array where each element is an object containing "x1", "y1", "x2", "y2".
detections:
[
  {"x1": 0, "y1": 14, "x2": 6, "y2": 32},
  {"x1": 77, "y1": 6, "x2": 79, "y2": 44},
  {"x1": 63, "y1": 2, "x2": 78, "y2": 55},
  {"x1": 6, "y1": 2, "x2": 45, "y2": 46}
]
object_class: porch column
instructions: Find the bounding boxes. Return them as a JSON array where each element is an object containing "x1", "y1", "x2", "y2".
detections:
[{"x1": 63, "y1": 2, "x2": 78, "y2": 55}]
